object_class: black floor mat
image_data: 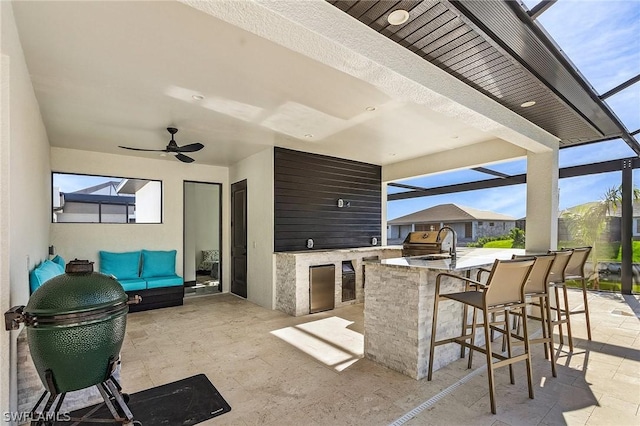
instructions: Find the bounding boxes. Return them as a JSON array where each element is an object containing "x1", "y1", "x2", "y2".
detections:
[{"x1": 64, "y1": 374, "x2": 231, "y2": 425}]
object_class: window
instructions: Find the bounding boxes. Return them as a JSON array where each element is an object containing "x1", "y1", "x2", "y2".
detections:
[
  {"x1": 52, "y1": 173, "x2": 162, "y2": 223},
  {"x1": 489, "y1": 222, "x2": 495, "y2": 227},
  {"x1": 478, "y1": 221, "x2": 483, "y2": 226}
]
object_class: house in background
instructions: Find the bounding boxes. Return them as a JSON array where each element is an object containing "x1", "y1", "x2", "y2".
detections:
[
  {"x1": 53, "y1": 179, "x2": 161, "y2": 224},
  {"x1": 558, "y1": 200, "x2": 640, "y2": 242},
  {"x1": 387, "y1": 203, "x2": 516, "y2": 245}
]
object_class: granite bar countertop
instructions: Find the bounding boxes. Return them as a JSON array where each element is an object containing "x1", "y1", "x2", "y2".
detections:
[{"x1": 380, "y1": 247, "x2": 525, "y2": 272}]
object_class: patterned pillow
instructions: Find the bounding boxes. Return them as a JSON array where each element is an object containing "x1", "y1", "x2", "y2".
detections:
[{"x1": 202, "y1": 250, "x2": 219, "y2": 262}]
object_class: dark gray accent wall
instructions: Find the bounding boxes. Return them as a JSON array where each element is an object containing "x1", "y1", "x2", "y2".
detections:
[{"x1": 274, "y1": 148, "x2": 382, "y2": 252}]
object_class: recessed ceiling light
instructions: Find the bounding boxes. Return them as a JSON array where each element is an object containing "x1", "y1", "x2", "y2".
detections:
[
  {"x1": 304, "y1": 134, "x2": 313, "y2": 138},
  {"x1": 365, "y1": 106, "x2": 376, "y2": 112},
  {"x1": 192, "y1": 94, "x2": 205, "y2": 101},
  {"x1": 520, "y1": 101, "x2": 536, "y2": 108},
  {"x1": 387, "y1": 10, "x2": 409, "y2": 26}
]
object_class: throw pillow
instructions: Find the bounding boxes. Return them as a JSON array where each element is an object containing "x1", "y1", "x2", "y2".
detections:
[
  {"x1": 141, "y1": 249, "x2": 177, "y2": 278},
  {"x1": 202, "y1": 249, "x2": 219, "y2": 262},
  {"x1": 51, "y1": 255, "x2": 65, "y2": 269},
  {"x1": 30, "y1": 260, "x2": 64, "y2": 293},
  {"x1": 99, "y1": 251, "x2": 141, "y2": 280}
]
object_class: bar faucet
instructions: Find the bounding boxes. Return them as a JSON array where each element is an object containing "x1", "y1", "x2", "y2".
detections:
[{"x1": 436, "y1": 226, "x2": 457, "y2": 258}]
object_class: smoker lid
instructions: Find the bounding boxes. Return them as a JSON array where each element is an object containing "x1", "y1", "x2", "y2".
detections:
[{"x1": 25, "y1": 271, "x2": 127, "y2": 317}]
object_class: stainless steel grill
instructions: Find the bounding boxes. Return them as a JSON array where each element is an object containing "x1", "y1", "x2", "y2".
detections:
[{"x1": 402, "y1": 228, "x2": 455, "y2": 257}]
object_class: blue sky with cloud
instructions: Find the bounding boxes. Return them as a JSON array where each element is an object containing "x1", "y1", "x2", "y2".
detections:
[{"x1": 387, "y1": 0, "x2": 639, "y2": 221}]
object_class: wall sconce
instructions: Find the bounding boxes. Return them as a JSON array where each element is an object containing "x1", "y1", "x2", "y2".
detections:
[
  {"x1": 337, "y1": 199, "x2": 351, "y2": 208},
  {"x1": 306, "y1": 238, "x2": 314, "y2": 249},
  {"x1": 48, "y1": 245, "x2": 55, "y2": 256},
  {"x1": 371, "y1": 237, "x2": 378, "y2": 246}
]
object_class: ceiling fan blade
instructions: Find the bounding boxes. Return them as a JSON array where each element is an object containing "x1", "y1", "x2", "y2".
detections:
[
  {"x1": 119, "y1": 145, "x2": 167, "y2": 152},
  {"x1": 175, "y1": 142, "x2": 204, "y2": 153},
  {"x1": 175, "y1": 153, "x2": 195, "y2": 163}
]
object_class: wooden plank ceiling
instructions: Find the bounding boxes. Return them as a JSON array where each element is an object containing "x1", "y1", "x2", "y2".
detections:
[{"x1": 328, "y1": 0, "x2": 635, "y2": 151}]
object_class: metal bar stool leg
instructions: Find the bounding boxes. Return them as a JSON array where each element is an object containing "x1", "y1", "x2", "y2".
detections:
[
  {"x1": 561, "y1": 284, "x2": 574, "y2": 351},
  {"x1": 467, "y1": 306, "x2": 478, "y2": 369},
  {"x1": 483, "y1": 308, "x2": 498, "y2": 415},
  {"x1": 544, "y1": 293, "x2": 557, "y2": 377},
  {"x1": 504, "y1": 308, "x2": 515, "y2": 385},
  {"x1": 427, "y1": 291, "x2": 441, "y2": 381},
  {"x1": 520, "y1": 304, "x2": 535, "y2": 400},
  {"x1": 553, "y1": 285, "x2": 564, "y2": 346},
  {"x1": 581, "y1": 277, "x2": 593, "y2": 340}
]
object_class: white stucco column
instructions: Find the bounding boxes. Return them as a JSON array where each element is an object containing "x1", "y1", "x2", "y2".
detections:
[
  {"x1": 525, "y1": 148, "x2": 559, "y2": 252},
  {"x1": 381, "y1": 183, "x2": 388, "y2": 245}
]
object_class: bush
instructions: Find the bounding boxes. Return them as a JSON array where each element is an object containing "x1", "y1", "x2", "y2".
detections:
[
  {"x1": 509, "y1": 228, "x2": 526, "y2": 248},
  {"x1": 467, "y1": 228, "x2": 525, "y2": 249}
]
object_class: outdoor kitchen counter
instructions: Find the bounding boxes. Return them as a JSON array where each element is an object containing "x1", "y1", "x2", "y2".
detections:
[
  {"x1": 364, "y1": 248, "x2": 524, "y2": 380},
  {"x1": 275, "y1": 246, "x2": 403, "y2": 316}
]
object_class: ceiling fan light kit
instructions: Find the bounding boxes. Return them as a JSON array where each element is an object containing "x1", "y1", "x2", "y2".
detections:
[{"x1": 118, "y1": 127, "x2": 204, "y2": 163}]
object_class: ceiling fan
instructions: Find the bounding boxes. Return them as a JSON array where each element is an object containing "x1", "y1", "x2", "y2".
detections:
[{"x1": 119, "y1": 127, "x2": 204, "y2": 163}]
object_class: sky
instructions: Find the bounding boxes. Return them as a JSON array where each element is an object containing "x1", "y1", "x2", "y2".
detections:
[
  {"x1": 54, "y1": 173, "x2": 114, "y2": 192},
  {"x1": 387, "y1": 0, "x2": 640, "y2": 221}
]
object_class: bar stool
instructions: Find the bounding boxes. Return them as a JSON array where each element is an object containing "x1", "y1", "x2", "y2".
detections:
[
  {"x1": 564, "y1": 247, "x2": 593, "y2": 341},
  {"x1": 547, "y1": 250, "x2": 574, "y2": 351},
  {"x1": 427, "y1": 258, "x2": 536, "y2": 414},
  {"x1": 510, "y1": 253, "x2": 557, "y2": 377}
]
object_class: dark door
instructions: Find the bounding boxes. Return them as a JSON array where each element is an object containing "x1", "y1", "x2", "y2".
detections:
[{"x1": 231, "y1": 180, "x2": 248, "y2": 298}]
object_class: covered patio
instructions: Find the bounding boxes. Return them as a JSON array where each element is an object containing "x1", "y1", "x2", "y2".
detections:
[{"x1": 115, "y1": 290, "x2": 639, "y2": 424}]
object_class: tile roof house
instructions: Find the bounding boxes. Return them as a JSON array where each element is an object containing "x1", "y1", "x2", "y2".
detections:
[{"x1": 388, "y1": 203, "x2": 516, "y2": 244}]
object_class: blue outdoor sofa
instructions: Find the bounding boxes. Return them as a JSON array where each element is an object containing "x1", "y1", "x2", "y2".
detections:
[
  {"x1": 29, "y1": 250, "x2": 184, "y2": 312},
  {"x1": 99, "y1": 249, "x2": 184, "y2": 312}
]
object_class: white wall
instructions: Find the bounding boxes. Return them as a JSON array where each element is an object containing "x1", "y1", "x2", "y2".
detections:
[
  {"x1": 50, "y1": 147, "x2": 229, "y2": 282},
  {"x1": 1, "y1": 2, "x2": 52, "y2": 420},
  {"x1": 135, "y1": 180, "x2": 161, "y2": 223},
  {"x1": 230, "y1": 147, "x2": 274, "y2": 309}
]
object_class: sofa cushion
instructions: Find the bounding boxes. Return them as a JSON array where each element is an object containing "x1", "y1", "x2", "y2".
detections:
[
  {"x1": 118, "y1": 278, "x2": 147, "y2": 292},
  {"x1": 99, "y1": 251, "x2": 141, "y2": 280},
  {"x1": 141, "y1": 250, "x2": 176, "y2": 278},
  {"x1": 30, "y1": 260, "x2": 64, "y2": 294},
  {"x1": 145, "y1": 275, "x2": 183, "y2": 289},
  {"x1": 51, "y1": 255, "x2": 66, "y2": 269}
]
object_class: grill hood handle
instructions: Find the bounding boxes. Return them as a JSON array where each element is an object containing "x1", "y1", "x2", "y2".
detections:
[{"x1": 5, "y1": 305, "x2": 26, "y2": 331}]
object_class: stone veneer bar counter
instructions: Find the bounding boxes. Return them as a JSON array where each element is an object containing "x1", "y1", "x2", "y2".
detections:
[
  {"x1": 275, "y1": 247, "x2": 402, "y2": 316},
  {"x1": 364, "y1": 248, "x2": 524, "y2": 380}
]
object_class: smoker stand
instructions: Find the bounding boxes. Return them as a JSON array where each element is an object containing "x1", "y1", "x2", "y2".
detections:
[{"x1": 30, "y1": 372, "x2": 138, "y2": 426}]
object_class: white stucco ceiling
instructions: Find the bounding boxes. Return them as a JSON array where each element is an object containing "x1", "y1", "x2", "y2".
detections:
[{"x1": 12, "y1": 0, "x2": 557, "y2": 167}]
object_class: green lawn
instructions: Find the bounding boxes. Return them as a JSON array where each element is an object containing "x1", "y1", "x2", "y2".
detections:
[
  {"x1": 483, "y1": 239, "x2": 514, "y2": 248},
  {"x1": 616, "y1": 241, "x2": 640, "y2": 262},
  {"x1": 567, "y1": 279, "x2": 640, "y2": 293}
]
